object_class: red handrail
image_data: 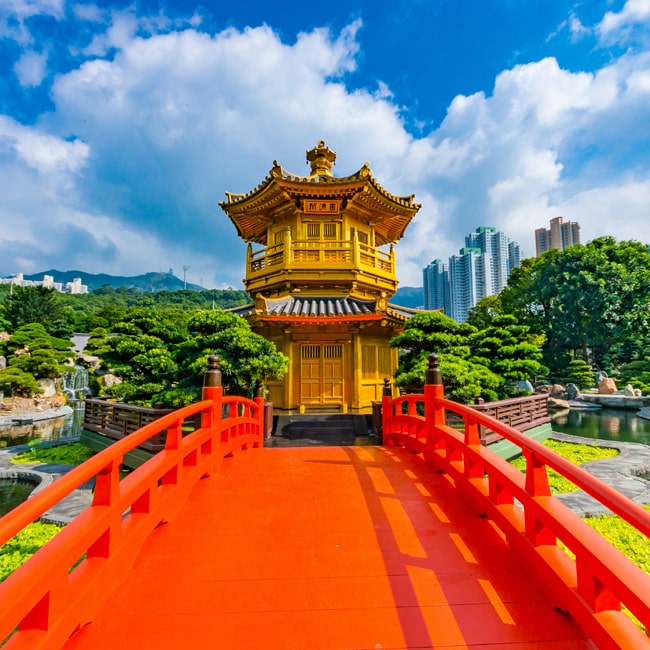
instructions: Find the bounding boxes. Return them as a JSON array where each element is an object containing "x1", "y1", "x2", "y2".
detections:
[
  {"x1": 382, "y1": 356, "x2": 650, "y2": 650},
  {"x1": 0, "y1": 361, "x2": 265, "y2": 650}
]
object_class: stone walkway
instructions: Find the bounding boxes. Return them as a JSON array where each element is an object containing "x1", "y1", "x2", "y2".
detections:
[
  {"x1": 0, "y1": 438, "x2": 94, "y2": 525},
  {"x1": 551, "y1": 431, "x2": 650, "y2": 516},
  {"x1": 2, "y1": 433, "x2": 650, "y2": 525}
]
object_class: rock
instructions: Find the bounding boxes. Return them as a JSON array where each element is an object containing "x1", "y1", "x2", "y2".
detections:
[
  {"x1": 101, "y1": 374, "x2": 122, "y2": 388},
  {"x1": 0, "y1": 355, "x2": 5, "y2": 370},
  {"x1": 566, "y1": 383, "x2": 580, "y2": 400},
  {"x1": 535, "y1": 385, "x2": 551, "y2": 394},
  {"x1": 37, "y1": 378, "x2": 57, "y2": 397},
  {"x1": 634, "y1": 389, "x2": 642, "y2": 397},
  {"x1": 548, "y1": 397, "x2": 570, "y2": 410},
  {"x1": 598, "y1": 377, "x2": 618, "y2": 394},
  {"x1": 623, "y1": 384, "x2": 636, "y2": 397},
  {"x1": 595, "y1": 371, "x2": 608, "y2": 385},
  {"x1": 550, "y1": 384, "x2": 567, "y2": 398}
]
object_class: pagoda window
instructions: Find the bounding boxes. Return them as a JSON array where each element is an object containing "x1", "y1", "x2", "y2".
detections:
[
  {"x1": 306, "y1": 222, "x2": 320, "y2": 239},
  {"x1": 378, "y1": 347, "x2": 391, "y2": 376},
  {"x1": 323, "y1": 222, "x2": 338, "y2": 239},
  {"x1": 357, "y1": 231, "x2": 369, "y2": 245}
]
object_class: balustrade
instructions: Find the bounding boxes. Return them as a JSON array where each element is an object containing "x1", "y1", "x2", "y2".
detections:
[{"x1": 382, "y1": 354, "x2": 650, "y2": 650}]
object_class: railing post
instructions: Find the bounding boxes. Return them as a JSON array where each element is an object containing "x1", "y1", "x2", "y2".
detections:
[
  {"x1": 202, "y1": 355, "x2": 223, "y2": 468},
  {"x1": 381, "y1": 377, "x2": 392, "y2": 438},
  {"x1": 255, "y1": 383, "x2": 265, "y2": 447},
  {"x1": 424, "y1": 353, "x2": 445, "y2": 462}
]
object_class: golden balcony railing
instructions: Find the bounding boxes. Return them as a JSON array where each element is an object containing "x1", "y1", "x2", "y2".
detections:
[{"x1": 246, "y1": 239, "x2": 395, "y2": 279}]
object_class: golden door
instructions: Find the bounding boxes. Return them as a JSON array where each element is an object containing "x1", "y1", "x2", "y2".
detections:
[{"x1": 300, "y1": 344, "x2": 344, "y2": 407}]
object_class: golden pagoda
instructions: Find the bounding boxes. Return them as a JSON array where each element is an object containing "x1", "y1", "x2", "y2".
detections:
[{"x1": 220, "y1": 141, "x2": 421, "y2": 413}]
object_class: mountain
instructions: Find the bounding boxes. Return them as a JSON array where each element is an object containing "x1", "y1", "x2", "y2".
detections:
[
  {"x1": 392, "y1": 286, "x2": 424, "y2": 309},
  {"x1": 24, "y1": 270, "x2": 205, "y2": 292}
]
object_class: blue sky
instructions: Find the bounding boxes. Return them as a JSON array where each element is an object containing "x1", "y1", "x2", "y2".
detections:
[{"x1": 1, "y1": 0, "x2": 649, "y2": 289}]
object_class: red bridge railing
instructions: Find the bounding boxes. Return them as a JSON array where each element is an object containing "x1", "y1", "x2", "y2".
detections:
[
  {"x1": 382, "y1": 354, "x2": 650, "y2": 650},
  {"x1": 0, "y1": 356, "x2": 264, "y2": 650}
]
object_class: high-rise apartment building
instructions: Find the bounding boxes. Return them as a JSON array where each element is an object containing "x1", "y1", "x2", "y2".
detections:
[
  {"x1": 422, "y1": 226, "x2": 521, "y2": 322},
  {"x1": 535, "y1": 216, "x2": 580, "y2": 256},
  {"x1": 422, "y1": 259, "x2": 450, "y2": 313}
]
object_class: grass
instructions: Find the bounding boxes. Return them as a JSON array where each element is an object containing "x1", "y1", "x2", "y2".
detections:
[
  {"x1": 0, "y1": 521, "x2": 62, "y2": 583},
  {"x1": 10, "y1": 442, "x2": 93, "y2": 466},
  {"x1": 509, "y1": 439, "x2": 619, "y2": 493}
]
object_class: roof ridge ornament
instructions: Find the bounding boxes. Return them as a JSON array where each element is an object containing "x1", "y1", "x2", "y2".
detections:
[{"x1": 306, "y1": 140, "x2": 336, "y2": 177}]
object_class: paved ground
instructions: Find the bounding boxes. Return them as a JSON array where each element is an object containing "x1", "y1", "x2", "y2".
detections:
[
  {"x1": 2, "y1": 431, "x2": 650, "y2": 524},
  {"x1": 0, "y1": 438, "x2": 94, "y2": 525},
  {"x1": 550, "y1": 431, "x2": 650, "y2": 516}
]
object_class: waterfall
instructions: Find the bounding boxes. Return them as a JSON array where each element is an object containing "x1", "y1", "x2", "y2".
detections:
[{"x1": 61, "y1": 366, "x2": 91, "y2": 402}]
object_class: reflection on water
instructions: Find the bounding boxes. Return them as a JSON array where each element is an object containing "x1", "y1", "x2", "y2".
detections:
[
  {"x1": 551, "y1": 408, "x2": 650, "y2": 445},
  {"x1": 0, "y1": 403, "x2": 85, "y2": 449},
  {"x1": 0, "y1": 477, "x2": 39, "y2": 517}
]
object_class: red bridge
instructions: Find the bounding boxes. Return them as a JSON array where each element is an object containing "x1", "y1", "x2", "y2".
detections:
[{"x1": 1, "y1": 355, "x2": 649, "y2": 649}]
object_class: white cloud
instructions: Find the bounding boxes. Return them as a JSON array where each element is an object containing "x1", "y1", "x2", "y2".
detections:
[
  {"x1": 1, "y1": 12, "x2": 650, "y2": 291},
  {"x1": 0, "y1": 0, "x2": 64, "y2": 44},
  {"x1": 13, "y1": 49, "x2": 48, "y2": 86},
  {"x1": 598, "y1": 0, "x2": 650, "y2": 44}
]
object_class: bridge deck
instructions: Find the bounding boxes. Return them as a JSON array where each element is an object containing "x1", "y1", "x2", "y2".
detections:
[{"x1": 63, "y1": 445, "x2": 594, "y2": 649}]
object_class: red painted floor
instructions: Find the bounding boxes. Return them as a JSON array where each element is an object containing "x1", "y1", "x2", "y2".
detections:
[{"x1": 64, "y1": 446, "x2": 595, "y2": 649}]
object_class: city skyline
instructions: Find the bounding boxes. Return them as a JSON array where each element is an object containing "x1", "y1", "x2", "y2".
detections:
[
  {"x1": 424, "y1": 226, "x2": 521, "y2": 322},
  {"x1": 1, "y1": 1, "x2": 650, "y2": 289}
]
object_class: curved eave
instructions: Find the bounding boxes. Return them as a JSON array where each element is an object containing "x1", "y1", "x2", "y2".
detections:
[{"x1": 220, "y1": 164, "x2": 420, "y2": 244}]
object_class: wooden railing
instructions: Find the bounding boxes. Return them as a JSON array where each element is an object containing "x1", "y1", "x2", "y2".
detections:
[
  {"x1": 382, "y1": 354, "x2": 650, "y2": 650},
  {"x1": 83, "y1": 399, "x2": 175, "y2": 451},
  {"x1": 0, "y1": 357, "x2": 264, "y2": 650}
]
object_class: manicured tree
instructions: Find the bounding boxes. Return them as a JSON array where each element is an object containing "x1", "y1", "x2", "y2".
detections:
[
  {"x1": 166, "y1": 310, "x2": 288, "y2": 405},
  {"x1": 0, "y1": 367, "x2": 44, "y2": 397},
  {"x1": 615, "y1": 356, "x2": 650, "y2": 395},
  {"x1": 1, "y1": 323, "x2": 74, "y2": 380},
  {"x1": 468, "y1": 314, "x2": 547, "y2": 397},
  {"x1": 565, "y1": 358, "x2": 595, "y2": 390},
  {"x1": 390, "y1": 311, "x2": 502, "y2": 402}
]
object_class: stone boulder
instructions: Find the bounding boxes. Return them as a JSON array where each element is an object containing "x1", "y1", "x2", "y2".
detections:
[
  {"x1": 566, "y1": 383, "x2": 580, "y2": 400},
  {"x1": 0, "y1": 355, "x2": 5, "y2": 370},
  {"x1": 547, "y1": 397, "x2": 570, "y2": 410},
  {"x1": 624, "y1": 384, "x2": 636, "y2": 397},
  {"x1": 37, "y1": 378, "x2": 57, "y2": 397},
  {"x1": 598, "y1": 377, "x2": 617, "y2": 394},
  {"x1": 549, "y1": 384, "x2": 567, "y2": 399},
  {"x1": 595, "y1": 371, "x2": 608, "y2": 385}
]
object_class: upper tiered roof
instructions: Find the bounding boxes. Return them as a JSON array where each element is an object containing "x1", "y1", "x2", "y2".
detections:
[{"x1": 220, "y1": 141, "x2": 421, "y2": 246}]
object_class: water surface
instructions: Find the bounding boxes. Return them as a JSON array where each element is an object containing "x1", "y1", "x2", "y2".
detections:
[{"x1": 551, "y1": 408, "x2": 650, "y2": 446}]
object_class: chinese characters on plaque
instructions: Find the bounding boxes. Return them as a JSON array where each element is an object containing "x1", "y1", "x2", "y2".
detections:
[{"x1": 303, "y1": 200, "x2": 341, "y2": 215}]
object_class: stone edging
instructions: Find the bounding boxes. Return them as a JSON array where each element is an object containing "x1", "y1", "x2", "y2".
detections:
[
  {"x1": 0, "y1": 406, "x2": 73, "y2": 427},
  {"x1": 0, "y1": 438, "x2": 93, "y2": 525}
]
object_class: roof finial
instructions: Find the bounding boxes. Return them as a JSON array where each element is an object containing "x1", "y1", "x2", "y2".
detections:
[{"x1": 306, "y1": 140, "x2": 336, "y2": 177}]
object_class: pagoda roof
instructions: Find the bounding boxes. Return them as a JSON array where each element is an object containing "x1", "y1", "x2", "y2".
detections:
[
  {"x1": 220, "y1": 143, "x2": 420, "y2": 246},
  {"x1": 229, "y1": 296, "x2": 420, "y2": 323}
]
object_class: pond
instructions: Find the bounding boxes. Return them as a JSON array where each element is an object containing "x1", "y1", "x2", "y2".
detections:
[
  {"x1": 551, "y1": 408, "x2": 650, "y2": 446},
  {"x1": 0, "y1": 477, "x2": 39, "y2": 517},
  {"x1": 0, "y1": 404, "x2": 85, "y2": 450}
]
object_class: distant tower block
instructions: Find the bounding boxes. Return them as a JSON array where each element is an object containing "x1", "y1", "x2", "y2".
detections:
[{"x1": 535, "y1": 216, "x2": 580, "y2": 256}]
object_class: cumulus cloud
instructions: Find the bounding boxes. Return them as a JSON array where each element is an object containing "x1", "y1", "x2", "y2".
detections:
[
  {"x1": 13, "y1": 49, "x2": 48, "y2": 86},
  {"x1": 598, "y1": 0, "x2": 650, "y2": 45},
  {"x1": 0, "y1": 0, "x2": 64, "y2": 43},
  {"x1": 1, "y1": 7, "x2": 650, "y2": 290}
]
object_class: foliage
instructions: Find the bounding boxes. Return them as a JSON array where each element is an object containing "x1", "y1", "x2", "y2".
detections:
[
  {"x1": 468, "y1": 314, "x2": 547, "y2": 396},
  {"x1": 565, "y1": 358, "x2": 595, "y2": 389},
  {"x1": 390, "y1": 311, "x2": 502, "y2": 402},
  {"x1": 509, "y1": 439, "x2": 619, "y2": 494},
  {"x1": 11, "y1": 442, "x2": 93, "y2": 466},
  {"x1": 3, "y1": 286, "x2": 71, "y2": 337},
  {"x1": 1, "y1": 323, "x2": 74, "y2": 381},
  {"x1": 165, "y1": 310, "x2": 289, "y2": 404},
  {"x1": 0, "y1": 522, "x2": 62, "y2": 583},
  {"x1": 99, "y1": 308, "x2": 288, "y2": 406},
  {"x1": 614, "y1": 355, "x2": 650, "y2": 395},
  {"x1": 500, "y1": 237, "x2": 650, "y2": 377},
  {"x1": 0, "y1": 367, "x2": 43, "y2": 397}
]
